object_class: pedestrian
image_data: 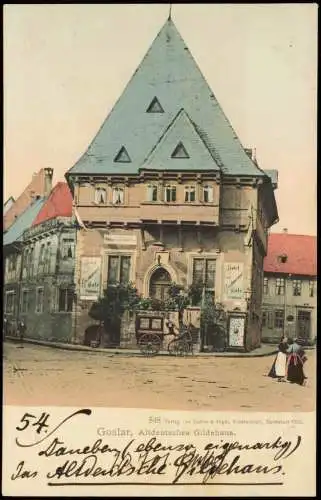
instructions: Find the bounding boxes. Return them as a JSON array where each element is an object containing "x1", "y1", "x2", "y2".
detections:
[
  {"x1": 18, "y1": 319, "x2": 26, "y2": 343},
  {"x1": 286, "y1": 338, "x2": 307, "y2": 386},
  {"x1": 268, "y1": 335, "x2": 289, "y2": 382},
  {"x1": 166, "y1": 319, "x2": 176, "y2": 336}
]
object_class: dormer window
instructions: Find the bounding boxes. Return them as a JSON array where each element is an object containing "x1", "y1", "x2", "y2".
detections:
[
  {"x1": 184, "y1": 185, "x2": 196, "y2": 202},
  {"x1": 112, "y1": 187, "x2": 124, "y2": 205},
  {"x1": 165, "y1": 185, "x2": 176, "y2": 203},
  {"x1": 94, "y1": 187, "x2": 107, "y2": 204},
  {"x1": 278, "y1": 254, "x2": 288, "y2": 264},
  {"x1": 147, "y1": 184, "x2": 158, "y2": 202},
  {"x1": 203, "y1": 185, "x2": 214, "y2": 203}
]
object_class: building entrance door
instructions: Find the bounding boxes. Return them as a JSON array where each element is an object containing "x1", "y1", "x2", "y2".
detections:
[
  {"x1": 149, "y1": 267, "x2": 171, "y2": 301},
  {"x1": 297, "y1": 310, "x2": 311, "y2": 341}
]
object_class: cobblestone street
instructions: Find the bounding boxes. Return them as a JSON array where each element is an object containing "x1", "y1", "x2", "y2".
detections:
[{"x1": 3, "y1": 341, "x2": 316, "y2": 412}]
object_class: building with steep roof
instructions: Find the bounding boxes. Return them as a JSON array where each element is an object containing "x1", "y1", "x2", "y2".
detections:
[
  {"x1": 4, "y1": 168, "x2": 53, "y2": 231},
  {"x1": 4, "y1": 181, "x2": 76, "y2": 342},
  {"x1": 66, "y1": 17, "x2": 279, "y2": 351},
  {"x1": 262, "y1": 230, "x2": 317, "y2": 344}
]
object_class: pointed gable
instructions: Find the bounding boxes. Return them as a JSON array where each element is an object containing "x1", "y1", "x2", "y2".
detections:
[
  {"x1": 67, "y1": 18, "x2": 264, "y2": 177},
  {"x1": 143, "y1": 108, "x2": 220, "y2": 171},
  {"x1": 114, "y1": 146, "x2": 131, "y2": 163}
]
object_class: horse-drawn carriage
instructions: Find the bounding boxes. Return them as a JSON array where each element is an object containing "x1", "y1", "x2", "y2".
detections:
[{"x1": 135, "y1": 312, "x2": 194, "y2": 357}]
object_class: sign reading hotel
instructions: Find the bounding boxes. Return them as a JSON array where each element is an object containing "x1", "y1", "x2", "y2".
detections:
[
  {"x1": 224, "y1": 262, "x2": 244, "y2": 299},
  {"x1": 80, "y1": 256, "x2": 101, "y2": 300}
]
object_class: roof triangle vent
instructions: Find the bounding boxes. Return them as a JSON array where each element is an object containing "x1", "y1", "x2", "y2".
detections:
[
  {"x1": 114, "y1": 146, "x2": 131, "y2": 163},
  {"x1": 171, "y1": 141, "x2": 190, "y2": 159},
  {"x1": 146, "y1": 97, "x2": 164, "y2": 113}
]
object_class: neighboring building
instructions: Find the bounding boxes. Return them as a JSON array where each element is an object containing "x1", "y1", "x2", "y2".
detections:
[
  {"x1": 4, "y1": 197, "x2": 46, "y2": 334},
  {"x1": 4, "y1": 182, "x2": 76, "y2": 342},
  {"x1": 262, "y1": 231, "x2": 317, "y2": 345},
  {"x1": 4, "y1": 168, "x2": 53, "y2": 231},
  {"x1": 66, "y1": 18, "x2": 278, "y2": 352}
]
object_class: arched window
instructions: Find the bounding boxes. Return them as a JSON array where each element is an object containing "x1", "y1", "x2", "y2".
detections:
[{"x1": 149, "y1": 267, "x2": 171, "y2": 301}]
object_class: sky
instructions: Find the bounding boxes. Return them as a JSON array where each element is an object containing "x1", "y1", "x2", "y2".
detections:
[{"x1": 3, "y1": 4, "x2": 317, "y2": 235}]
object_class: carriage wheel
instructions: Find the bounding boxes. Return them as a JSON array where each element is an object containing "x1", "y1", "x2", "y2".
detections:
[
  {"x1": 138, "y1": 333, "x2": 162, "y2": 357},
  {"x1": 169, "y1": 339, "x2": 189, "y2": 357}
]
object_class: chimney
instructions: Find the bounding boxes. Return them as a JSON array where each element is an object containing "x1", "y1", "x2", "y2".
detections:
[
  {"x1": 283, "y1": 228, "x2": 288, "y2": 233},
  {"x1": 44, "y1": 168, "x2": 53, "y2": 196}
]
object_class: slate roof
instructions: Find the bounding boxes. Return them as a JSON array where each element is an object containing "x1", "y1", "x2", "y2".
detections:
[
  {"x1": 3, "y1": 197, "x2": 46, "y2": 246},
  {"x1": 32, "y1": 182, "x2": 73, "y2": 226},
  {"x1": 143, "y1": 109, "x2": 220, "y2": 171},
  {"x1": 67, "y1": 18, "x2": 266, "y2": 178},
  {"x1": 264, "y1": 233, "x2": 317, "y2": 277}
]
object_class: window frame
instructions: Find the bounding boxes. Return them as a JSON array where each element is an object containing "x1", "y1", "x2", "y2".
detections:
[
  {"x1": 61, "y1": 238, "x2": 74, "y2": 260},
  {"x1": 58, "y1": 287, "x2": 74, "y2": 312},
  {"x1": 192, "y1": 257, "x2": 216, "y2": 303},
  {"x1": 263, "y1": 277, "x2": 269, "y2": 295},
  {"x1": 275, "y1": 278, "x2": 285, "y2": 296},
  {"x1": 94, "y1": 187, "x2": 107, "y2": 205},
  {"x1": 21, "y1": 289, "x2": 31, "y2": 314},
  {"x1": 164, "y1": 184, "x2": 177, "y2": 203},
  {"x1": 292, "y1": 279, "x2": 302, "y2": 297},
  {"x1": 112, "y1": 186, "x2": 125, "y2": 205},
  {"x1": 309, "y1": 280, "x2": 315, "y2": 297},
  {"x1": 5, "y1": 290, "x2": 16, "y2": 314},
  {"x1": 274, "y1": 309, "x2": 284, "y2": 329},
  {"x1": 203, "y1": 184, "x2": 214, "y2": 203},
  {"x1": 184, "y1": 185, "x2": 196, "y2": 203},
  {"x1": 107, "y1": 254, "x2": 131, "y2": 286},
  {"x1": 35, "y1": 286, "x2": 44, "y2": 314},
  {"x1": 146, "y1": 184, "x2": 158, "y2": 202}
]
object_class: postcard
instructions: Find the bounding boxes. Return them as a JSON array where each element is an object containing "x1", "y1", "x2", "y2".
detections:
[{"x1": 3, "y1": 3, "x2": 317, "y2": 497}]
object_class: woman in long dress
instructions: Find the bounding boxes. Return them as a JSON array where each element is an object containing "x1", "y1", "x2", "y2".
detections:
[
  {"x1": 286, "y1": 338, "x2": 307, "y2": 385},
  {"x1": 268, "y1": 336, "x2": 288, "y2": 382}
]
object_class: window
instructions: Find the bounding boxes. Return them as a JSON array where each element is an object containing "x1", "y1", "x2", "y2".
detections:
[
  {"x1": 114, "y1": 146, "x2": 131, "y2": 163},
  {"x1": 35, "y1": 287, "x2": 44, "y2": 313},
  {"x1": 5, "y1": 291, "x2": 16, "y2": 314},
  {"x1": 274, "y1": 310, "x2": 284, "y2": 329},
  {"x1": 8, "y1": 254, "x2": 17, "y2": 272},
  {"x1": 107, "y1": 255, "x2": 131, "y2": 285},
  {"x1": 94, "y1": 187, "x2": 107, "y2": 204},
  {"x1": 29, "y1": 247, "x2": 34, "y2": 276},
  {"x1": 192, "y1": 258, "x2": 216, "y2": 302},
  {"x1": 309, "y1": 280, "x2": 315, "y2": 297},
  {"x1": 147, "y1": 185, "x2": 158, "y2": 202},
  {"x1": 39, "y1": 244, "x2": 45, "y2": 264},
  {"x1": 262, "y1": 311, "x2": 267, "y2": 327},
  {"x1": 165, "y1": 185, "x2": 176, "y2": 202},
  {"x1": 203, "y1": 185, "x2": 214, "y2": 203},
  {"x1": 44, "y1": 243, "x2": 51, "y2": 272},
  {"x1": 275, "y1": 278, "x2": 285, "y2": 296},
  {"x1": 58, "y1": 288, "x2": 73, "y2": 312},
  {"x1": 61, "y1": 239, "x2": 74, "y2": 260},
  {"x1": 171, "y1": 142, "x2": 189, "y2": 159},
  {"x1": 112, "y1": 187, "x2": 124, "y2": 205},
  {"x1": 184, "y1": 186, "x2": 196, "y2": 202},
  {"x1": 263, "y1": 277, "x2": 269, "y2": 295},
  {"x1": 21, "y1": 290, "x2": 31, "y2": 314},
  {"x1": 292, "y1": 280, "x2": 302, "y2": 296},
  {"x1": 146, "y1": 97, "x2": 164, "y2": 113}
]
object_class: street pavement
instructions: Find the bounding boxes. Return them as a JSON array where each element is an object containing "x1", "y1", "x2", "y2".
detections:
[{"x1": 3, "y1": 341, "x2": 316, "y2": 412}]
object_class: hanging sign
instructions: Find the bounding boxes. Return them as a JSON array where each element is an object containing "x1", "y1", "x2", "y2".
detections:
[
  {"x1": 224, "y1": 263, "x2": 244, "y2": 299},
  {"x1": 80, "y1": 256, "x2": 101, "y2": 300}
]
